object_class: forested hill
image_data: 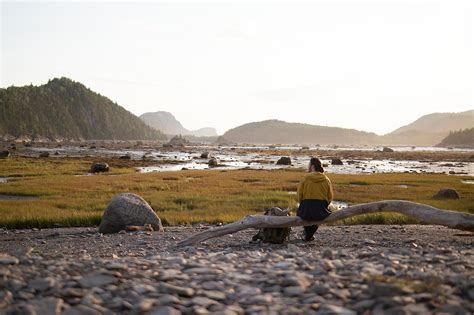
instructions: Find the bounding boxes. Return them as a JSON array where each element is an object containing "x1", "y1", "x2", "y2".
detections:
[
  {"x1": 222, "y1": 120, "x2": 380, "y2": 145},
  {"x1": 0, "y1": 78, "x2": 166, "y2": 140},
  {"x1": 436, "y1": 128, "x2": 474, "y2": 148}
]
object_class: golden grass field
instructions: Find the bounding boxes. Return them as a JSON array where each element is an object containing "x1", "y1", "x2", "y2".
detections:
[{"x1": 0, "y1": 157, "x2": 472, "y2": 229}]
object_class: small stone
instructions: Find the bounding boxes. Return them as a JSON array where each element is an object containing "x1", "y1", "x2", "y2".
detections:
[
  {"x1": 105, "y1": 262, "x2": 128, "y2": 270},
  {"x1": 351, "y1": 299, "x2": 376, "y2": 311},
  {"x1": 203, "y1": 290, "x2": 226, "y2": 301},
  {"x1": 247, "y1": 294, "x2": 273, "y2": 305},
  {"x1": 78, "y1": 272, "x2": 118, "y2": 288},
  {"x1": 161, "y1": 282, "x2": 195, "y2": 297},
  {"x1": 323, "y1": 259, "x2": 335, "y2": 271},
  {"x1": 151, "y1": 306, "x2": 182, "y2": 315},
  {"x1": 134, "y1": 284, "x2": 157, "y2": 294},
  {"x1": 435, "y1": 304, "x2": 468, "y2": 314},
  {"x1": 369, "y1": 282, "x2": 412, "y2": 297},
  {"x1": 322, "y1": 248, "x2": 334, "y2": 260},
  {"x1": 63, "y1": 304, "x2": 102, "y2": 315},
  {"x1": 30, "y1": 297, "x2": 64, "y2": 315},
  {"x1": 191, "y1": 296, "x2": 218, "y2": 307},
  {"x1": 136, "y1": 298, "x2": 156, "y2": 312},
  {"x1": 156, "y1": 294, "x2": 180, "y2": 305},
  {"x1": 316, "y1": 303, "x2": 356, "y2": 315},
  {"x1": 0, "y1": 253, "x2": 19, "y2": 265},
  {"x1": 29, "y1": 277, "x2": 56, "y2": 291},
  {"x1": 283, "y1": 286, "x2": 305, "y2": 296},
  {"x1": 0, "y1": 290, "x2": 13, "y2": 309}
]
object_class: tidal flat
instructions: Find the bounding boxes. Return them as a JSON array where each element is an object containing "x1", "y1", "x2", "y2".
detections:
[{"x1": 0, "y1": 144, "x2": 472, "y2": 229}]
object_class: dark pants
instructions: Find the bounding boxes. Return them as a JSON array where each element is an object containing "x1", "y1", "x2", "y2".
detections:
[{"x1": 297, "y1": 199, "x2": 331, "y2": 240}]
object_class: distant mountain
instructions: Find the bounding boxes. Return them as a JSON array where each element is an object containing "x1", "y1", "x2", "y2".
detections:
[
  {"x1": 384, "y1": 110, "x2": 474, "y2": 145},
  {"x1": 0, "y1": 78, "x2": 166, "y2": 140},
  {"x1": 222, "y1": 120, "x2": 380, "y2": 145},
  {"x1": 140, "y1": 111, "x2": 218, "y2": 137},
  {"x1": 436, "y1": 128, "x2": 474, "y2": 148}
]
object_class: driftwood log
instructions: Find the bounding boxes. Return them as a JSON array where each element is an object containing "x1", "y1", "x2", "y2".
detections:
[{"x1": 177, "y1": 200, "x2": 474, "y2": 246}]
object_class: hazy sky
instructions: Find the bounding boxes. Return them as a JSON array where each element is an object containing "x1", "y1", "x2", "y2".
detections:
[{"x1": 2, "y1": 0, "x2": 473, "y2": 135}]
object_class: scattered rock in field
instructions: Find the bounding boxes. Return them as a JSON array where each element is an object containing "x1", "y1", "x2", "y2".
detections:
[
  {"x1": 432, "y1": 188, "x2": 460, "y2": 199},
  {"x1": 98, "y1": 193, "x2": 164, "y2": 234},
  {"x1": 383, "y1": 147, "x2": 395, "y2": 152},
  {"x1": 90, "y1": 162, "x2": 109, "y2": 173},
  {"x1": 276, "y1": 157, "x2": 291, "y2": 165},
  {"x1": 39, "y1": 152, "x2": 50, "y2": 158},
  {"x1": 331, "y1": 158, "x2": 343, "y2": 165}
]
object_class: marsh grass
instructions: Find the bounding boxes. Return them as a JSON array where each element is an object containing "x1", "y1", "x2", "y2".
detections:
[{"x1": 0, "y1": 157, "x2": 472, "y2": 229}]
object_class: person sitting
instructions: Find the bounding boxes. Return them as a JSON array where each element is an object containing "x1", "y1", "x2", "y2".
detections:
[{"x1": 297, "y1": 157, "x2": 333, "y2": 241}]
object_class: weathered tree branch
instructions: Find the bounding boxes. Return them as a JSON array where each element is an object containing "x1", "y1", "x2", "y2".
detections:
[{"x1": 177, "y1": 200, "x2": 474, "y2": 246}]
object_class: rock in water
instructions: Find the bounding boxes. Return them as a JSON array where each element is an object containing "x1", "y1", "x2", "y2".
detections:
[
  {"x1": 200, "y1": 152, "x2": 211, "y2": 159},
  {"x1": 433, "y1": 188, "x2": 460, "y2": 199},
  {"x1": 276, "y1": 157, "x2": 291, "y2": 165},
  {"x1": 99, "y1": 193, "x2": 164, "y2": 234},
  {"x1": 39, "y1": 152, "x2": 50, "y2": 158},
  {"x1": 208, "y1": 158, "x2": 219, "y2": 167},
  {"x1": 331, "y1": 158, "x2": 343, "y2": 165},
  {"x1": 90, "y1": 162, "x2": 109, "y2": 173},
  {"x1": 383, "y1": 147, "x2": 394, "y2": 152}
]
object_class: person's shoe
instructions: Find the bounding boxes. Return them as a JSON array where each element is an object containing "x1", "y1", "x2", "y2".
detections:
[{"x1": 301, "y1": 232, "x2": 315, "y2": 242}]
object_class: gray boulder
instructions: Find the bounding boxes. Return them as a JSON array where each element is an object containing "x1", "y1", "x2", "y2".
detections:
[
  {"x1": 39, "y1": 152, "x2": 50, "y2": 158},
  {"x1": 90, "y1": 163, "x2": 109, "y2": 173},
  {"x1": 383, "y1": 147, "x2": 395, "y2": 152},
  {"x1": 331, "y1": 158, "x2": 343, "y2": 165},
  {"x1": 99, "y1": 193, "x2": 164, "y2": 234},
  {"x1": 433, "y1": 188, "x2": 460, "y2": 199},
  {"x1": 276, "y1": 157, "x2": 291, "y2": 165}
]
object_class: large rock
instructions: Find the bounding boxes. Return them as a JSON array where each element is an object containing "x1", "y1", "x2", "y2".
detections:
[
  {"x1": 383, "y1": 147, "x2": 395, "y2": 152},
  {"x1": 99, "y1": 193, "x2": 164, "y2": 234},
  {"x1": 200, "y1": 152, "x2": 211, "y2": 159},
  {"x1": 331, "y1": 158, "x2": 343, "y2": 165},
  {"x1": 90, "y1": 163, "x2": 109, "y2": 173},
  {"x1": 276, "y1": 157, "x2": 291, "y2": 165},
  {"x1": 208, "y1": 158, "x2": 219, "y2": 167},
  {"x1": 39, "y1": 152, "x2": 50, "y2": 158},
  {"x1": 433, "y1": 188, "x2": 460, "y2": 199},
  {"x1": 0, "y1": 150, "x2": 10, "y2": 158}
]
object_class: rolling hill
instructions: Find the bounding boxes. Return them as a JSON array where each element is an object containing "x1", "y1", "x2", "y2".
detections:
[
  {"x1": 222, "y1": 120, "x2": 380, "y2": 145},
  {"x1": 0, "y1": 78, "x2": 166, "y2": 141},
  {"x1": 385, "y1": 110, "x2": 474, "y2": 145}
]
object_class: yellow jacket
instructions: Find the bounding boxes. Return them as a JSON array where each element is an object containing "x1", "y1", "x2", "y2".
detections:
[{"x1": 297, "y1": 172, "x2": 333, "y2": 203}]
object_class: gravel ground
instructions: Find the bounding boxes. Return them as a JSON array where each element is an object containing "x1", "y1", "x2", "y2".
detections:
[{"x1": 0, "y1": 225, "x2": 473, "y2": 314}]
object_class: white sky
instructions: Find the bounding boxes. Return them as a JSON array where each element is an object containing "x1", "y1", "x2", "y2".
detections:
[{"x1": 1, "y1": 0, "x2": 473, "y2": 135}]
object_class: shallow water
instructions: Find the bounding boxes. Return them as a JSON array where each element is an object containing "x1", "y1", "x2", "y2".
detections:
[
  {"x1": 25, "y1": 145, "x2": 474, "y2": 175},
  {"x1": 0, "y1": 194, "x2": 39, "y2": 200}
]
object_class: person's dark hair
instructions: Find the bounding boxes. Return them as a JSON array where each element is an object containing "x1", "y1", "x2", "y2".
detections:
[{"x1": 310, "y1": 157, "x2": 324, "y2": 173}]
